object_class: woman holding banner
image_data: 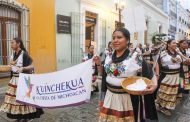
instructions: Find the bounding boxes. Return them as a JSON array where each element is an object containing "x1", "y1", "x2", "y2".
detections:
[
  {"x1": 0, "y1": 38, "x2": 43, "y2": 122},
  {"x1": 94, "y1": 28, "x2": 158, "y2": 122}
]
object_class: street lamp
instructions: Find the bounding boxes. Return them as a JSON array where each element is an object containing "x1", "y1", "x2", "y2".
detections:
[{"x1": 114, "y1": 0, "x2": 126, "y2": 28}]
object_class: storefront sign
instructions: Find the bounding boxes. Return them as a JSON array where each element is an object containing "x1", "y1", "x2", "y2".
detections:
[
  {"x1": 57, "y1": 14, "x2": 71, "y2": 34},
  {"x1": 86, "y1": 17, "x2": 96, "y2": 24}
]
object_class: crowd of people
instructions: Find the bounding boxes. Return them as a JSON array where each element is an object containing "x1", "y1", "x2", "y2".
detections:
[
  {"x1": 1, "y1": 27, "x2": 190, "y2": 122},
  {"x1": 131, "y1": 38, "x2": 190, "y2": 117},
  {"x1": 92, "y1": 28, "x2": 190, "y2": 122}
]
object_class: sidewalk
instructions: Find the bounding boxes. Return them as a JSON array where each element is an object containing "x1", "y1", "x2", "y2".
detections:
[
  {"x1": 0, "y1": 93, "x2": 99, "y2": 122},
  {"x1": 158, "y1": 93, "x2": 190, "y2": 122},
  {"x1": 0, "y1": 75, "x2": 99, "y2": 122}
]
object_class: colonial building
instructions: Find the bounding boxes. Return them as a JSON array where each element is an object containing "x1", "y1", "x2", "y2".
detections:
[
  {"x1": 0, "y1": 0, "x2": 170, "y2": 73},
  {"x1": 176, "y1": 4, "x2": 189, "y2": 40},
  {"x1": 55, "y1": 0, "x2": 170, "y2": 69},
  {"x1": 187, "y1": 10, "x2": 190, "y2": 39},
  {"x1": 149, "y1": 0, "x2": 190, "y2": 40},
  {"x1": 0, "y1": 0, "x2": 56, "y2": 73},
  {"x1": 125, "y1": 0, "x2": 169, "y2": 45},
  {"x1": 0, "y1": 0, "x2": 29, "y2": 66},
  {"x1": 55, "y1": 0, "x2": 119, "y2": 69}
]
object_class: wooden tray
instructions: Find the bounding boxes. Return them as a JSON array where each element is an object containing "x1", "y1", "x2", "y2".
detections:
[
  {"x1": 0, "y1": 65, "x2": 11, "y2": 72},
  {"x1": 121, "y1": 76, "x2": 153, "y2": 95}
]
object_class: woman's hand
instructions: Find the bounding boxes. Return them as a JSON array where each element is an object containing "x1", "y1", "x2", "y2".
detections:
[
  {"x1": 17, "y1": 67, "x2": 24, "y2": 73},
  {"x1": 147, "y1": 61, "x2": 155, "y2": 65},
  {"x1": 186, "y1": 58, "x2": 190, "y2": 63},
  {"x1": 171, "y1": 57, "x2": 181, "y2": 63},
  {"x1": 184, "y1": 58, "x2": 190, "y2": 65},
  {"x1": 10, "y1": 61, "x2": 16, "y2": 65},
  {"x1": 175, "y1": 57, "x2": 181, "y2": 62},
  {"x1": 171, "y1": 58, "x2": 176, "y2": 63},
  {"x1": 141, "y1": 84, "x2": 157, "y2": 95},
  {"x1": 184, "y1": 60, "x2": 190, "y2": 65},
  {"x1": 93, "y1": 56, "x2": 101, "y2": 65}
]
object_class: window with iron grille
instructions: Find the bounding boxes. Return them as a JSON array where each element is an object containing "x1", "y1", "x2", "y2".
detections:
[{"x1": 0, "y1": 1, "x2": 29, "y2": 65}]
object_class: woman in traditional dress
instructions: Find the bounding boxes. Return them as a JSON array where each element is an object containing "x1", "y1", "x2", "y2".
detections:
[
  {"x1": 0, "y1": 38, "x2": 44, "y2": 122},
  {"x1": 178, "y1": 39, "x2": 190, "y2": 94},
  {"x1": 155, "y1": 39, "x2": 182, "y2": 116},
  {"x1": 94, "y1": 28, "x2": 158, "y2": 122}
]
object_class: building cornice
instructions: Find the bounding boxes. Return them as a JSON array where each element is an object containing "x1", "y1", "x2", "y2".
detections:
[
  {"x1": 140, "y1": 0, "x2": 168, "y2": 18},
  {"x1": 80, "y1": 0, "x2": 118, "y2": 15},
  {"x1": 80, "y1": 0, "x2": 168, "y2": 18},
  {"x1": 0, "y1": 0, "x2": 29, "y2": 11}
]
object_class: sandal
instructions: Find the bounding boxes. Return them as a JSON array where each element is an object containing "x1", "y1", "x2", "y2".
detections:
[
  {"x1": 160, "y1": 108, "x2": 171, "y2": 116},
  {"x1": 155, "y1": 104, "x2": 161, "y2": 111}
]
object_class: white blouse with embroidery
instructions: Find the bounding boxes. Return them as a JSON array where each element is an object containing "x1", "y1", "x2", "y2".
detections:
[
  {"x1": 160, "y1": 50, "x2": 182, "y2": 69},
  {"x1": 104, "y1": 52, "x2": 142, "y2": 86}
]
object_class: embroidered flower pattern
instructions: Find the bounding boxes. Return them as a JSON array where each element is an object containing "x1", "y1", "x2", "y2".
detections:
[
  {"x1": 104, "y1": 51, "x2": 142, "y2": 77},
  {"x1": 105, "y1": 62, "x2": 126, "y2": 77},
  {"x1": 113, "y1": 69, "x2": 119, "y2": 76}
]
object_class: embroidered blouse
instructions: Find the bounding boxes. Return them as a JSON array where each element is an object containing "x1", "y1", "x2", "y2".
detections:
[
  {"x1": 10, "y1": 51, "x2": 24, "y2": 73},
  {"x1": 104, "y1": 49, "x2": 142, "y2": 86},
  {"x1": 10, "y1": 50, "x2": 33, "y2": 74},
  {"x1": 159, "y1": 50, "x2": 182, "y2": 70}
]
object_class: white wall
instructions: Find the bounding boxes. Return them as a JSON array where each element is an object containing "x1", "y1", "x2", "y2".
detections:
[
  {"x1": 80, "y1": 0, "x2": 118, "y2": 53},
  {"x1": 55, "y1": 0, "x2": 118, "y2": 70},
  {"x1": 55, "y1": 0, "x2": 80, "y2": 70},
  {"x1": 124, "y1": 0, "x2": 169, "y2": 46},
  {"x1": 55, "y1": 0, "x2": 169, "y2": 70}
]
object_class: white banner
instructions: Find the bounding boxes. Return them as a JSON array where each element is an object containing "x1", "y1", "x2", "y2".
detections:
[{"x1": 16, "y1": 59, "x2": 93, "y2": 108}]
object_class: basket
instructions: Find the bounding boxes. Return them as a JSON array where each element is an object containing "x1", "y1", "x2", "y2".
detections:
[
  {"x1": 121, "y1": 76, "x2": 153, "y2": 95},
  {"x1": 0, "y1": 65, "x2": 11, "y2": 72}
]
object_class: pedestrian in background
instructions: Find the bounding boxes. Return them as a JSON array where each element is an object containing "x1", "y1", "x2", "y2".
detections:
[
  {"x1": 178, "y1": 39, "x2": 190, "y2": 95},
  {"x1": 83, "y1": 45, "x2": 99, "y2": 95}
]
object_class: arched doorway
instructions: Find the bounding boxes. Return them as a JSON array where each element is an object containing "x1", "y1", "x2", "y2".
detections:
[{"x1": 0, "y1": 4, "x2": 21, "y2": 65}]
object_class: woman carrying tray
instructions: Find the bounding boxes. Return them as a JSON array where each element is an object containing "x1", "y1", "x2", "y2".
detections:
[
  {"x1": 94, "y1": 28, "x2": 158, "y2": 122},
  {"x1": 0, "y1": 38, "x2": 44, "y2": 122}
]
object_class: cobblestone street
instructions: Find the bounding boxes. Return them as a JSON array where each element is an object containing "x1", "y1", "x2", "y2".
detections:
[
  {"x1": 0, "y1": 79, "x2": 190, "y2": 122},
  {"x1": 0, "y1": 0, "x2": 190, "y2": 121}
]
